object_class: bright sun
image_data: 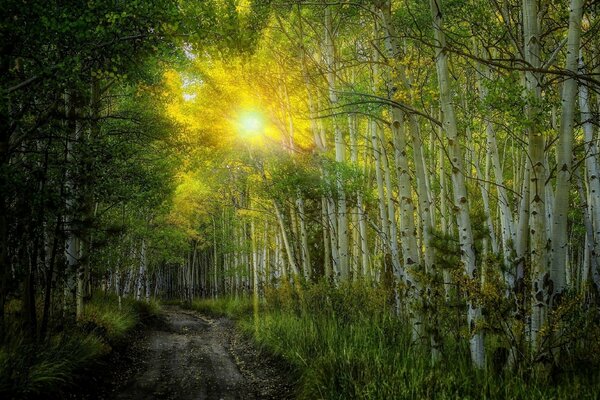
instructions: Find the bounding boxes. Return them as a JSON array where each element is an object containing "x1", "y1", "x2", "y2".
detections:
[{"x1": 238, "y1": 111, "x2": 264, "y2": 137}]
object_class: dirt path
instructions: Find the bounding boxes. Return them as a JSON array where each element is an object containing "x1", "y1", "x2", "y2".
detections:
[{"x1": 103, "y1": 307, "x2": 293, "y2": 400}]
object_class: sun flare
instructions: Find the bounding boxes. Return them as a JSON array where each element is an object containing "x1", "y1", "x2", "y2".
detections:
[{"x1": 237, "y1": 111, "x2": 265, "y2": 137}]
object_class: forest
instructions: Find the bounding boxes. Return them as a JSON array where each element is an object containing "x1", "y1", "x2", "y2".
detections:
[{"x1": 1, "y1": 0, "x2": 600, "y2": 399}]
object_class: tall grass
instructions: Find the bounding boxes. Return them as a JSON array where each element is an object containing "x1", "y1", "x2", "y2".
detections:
[
  {"x1": 187, "y1": 296, "x2": 254, "y2": 318},
  {"x1": 192, "y1": 282, "x2": 600, "y2": 400},
  {"x1": 0, "y1": 332, "x2": 109, "y2": 397},
  {"x1": 0, "y1": 294, "x2": 161, "y2": 399}
]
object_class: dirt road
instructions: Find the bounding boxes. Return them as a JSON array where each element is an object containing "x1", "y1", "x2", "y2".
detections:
[{"x1": 104, "y1": 307, "x2": 293, "y2": 400}]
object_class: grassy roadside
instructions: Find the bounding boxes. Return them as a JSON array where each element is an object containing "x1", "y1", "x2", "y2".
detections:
[
  {"x1": 187, "y1": 284, "x2": 600, "y2": 400},
  {"x1": 0, "y1": 294, "x2": 161, "y2": 399}
]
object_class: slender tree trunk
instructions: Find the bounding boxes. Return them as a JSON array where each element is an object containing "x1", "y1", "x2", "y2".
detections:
[
  {"x1": 136, "y1": 239, "x2": 146, "y2": 301},
  {"x1": 475, "y1": 53, "x2": 515, "y2": 278},
  {"x1": 0, "y1": 103, "x2": 8, "y2": 341},
  {"x1": 430, "y1": 0, "x2": 485, "y2": 367},
  {"x1": 64, "y1": 92, "x2": 81, "y2": 318},
  {"x1": 349, "y1": 115, "x2": 360, "y2": 278},
  {"x1": 349, "y1": 115, "x2": 369, "y2": 278},
  {"x1": 296, "y1": 193, "x2": 312, "y2": 281},
  {"x1": 320, "y1": 197, "x2": 331, "y2": 280},
  {"x1": 213, "y1": 217, "x2": 218, "y2": 298},
  {"x1": 40, "y1": 217, "x2": 60, "y2": 338},
  {"x1": 274, "y1": 200, "x2": 300, "y2": 277},
  {"x1": 523, "y1": 0, "x2": 549, "y2": 351},
  {"x1": 550, "y1": 0, "x2": 583, "y2": 302},
  {"x1": 380, "y1": 123, "x2": 403, "y2": 283},
  {"x1": 579, "y1": 54, "x2": 600, "y2": 292},
  {"x1": 327, "y1": 195, "x2": 339, "y2": 280},
  {"x1": 324, "y1": 7, "x2": 349, "y2": 281},
  {"x1": 370, "y1": 120, "x2": 390, "y2": 263},
  {"x1": 470, "y1": 128, "x2": 498, "y2": 254},
  {"x1": 391, "y1": 108, "x2": 424, "y2": 338},
  {"x1": 391, "y1": 110, "x2": 420, "y2": 273}
]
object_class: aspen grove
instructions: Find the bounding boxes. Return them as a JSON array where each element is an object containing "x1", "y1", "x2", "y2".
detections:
[{"x1": 1, "y1": 0, "x2": 600, "y2": 398}]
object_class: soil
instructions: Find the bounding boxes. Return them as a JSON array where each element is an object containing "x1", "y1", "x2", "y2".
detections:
[{"x1": 86, "y1": 306, "x2": 294, "y2": 400}]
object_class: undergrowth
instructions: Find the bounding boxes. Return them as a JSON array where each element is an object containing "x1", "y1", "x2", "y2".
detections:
[
  {"x1": 0, "y1": 294, "x2": 161, "y2": 399},
  {"x1": 186, "y1": 296, "x2": 253, "y2": 318},
  {"x1": 190, "y1": 282, "x2": 600, "y2": 400}
]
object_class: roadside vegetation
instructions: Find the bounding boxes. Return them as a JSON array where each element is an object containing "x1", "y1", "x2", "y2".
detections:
[
  {"x1": 4, "y1": 0, "x2": 600, "y2": 398},
  {"x1": 0, "y1": 295, "x2": 160, "y2": 399},
  {"x1": 189, "y1": 284, "x2": 600, "y2": 400}
]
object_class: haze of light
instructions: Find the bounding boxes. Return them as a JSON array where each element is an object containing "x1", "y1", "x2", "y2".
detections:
[{"x1": 238, "y1": 111, "x2": 264, "y2": 138}]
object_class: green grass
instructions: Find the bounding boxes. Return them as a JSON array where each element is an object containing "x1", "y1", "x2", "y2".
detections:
[
  {"x1": 0, "y1": 294, "x2": 161, "y2": 399},
  {"x1": 187, "y1": 296, "x2": 254, "y2": 318},
  {"x1": 0, "y1": 332, "x2": 109, "y2": 397},
  {"x1": 192, "y1": 283, "x2": 600, "y2": 400}
]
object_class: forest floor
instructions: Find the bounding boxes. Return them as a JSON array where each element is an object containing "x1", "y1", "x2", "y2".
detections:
[{"x1": 87, "y1": 306, "x2": 294, "y2": 400}]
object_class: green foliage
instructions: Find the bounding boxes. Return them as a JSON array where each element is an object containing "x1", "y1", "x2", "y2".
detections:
[
  {"x1": 263, "y1": 153, "x2": 323, "y2": 200},
  {"x1": 187, "y1": 297, "x2": 253, "y2": 319},
  {"x1": 535, "y1": 290, "x2": 600, "y2": 369},
  {"x1": 319, "y1": 158, "x2": 366, "y2": 204},
  {"x1": 194, "y1": 287, "x2": 600, "y2": 400},
  {"x1": 80, "y1": 294, "x2": 161, "y2": 344},
  {"x1": 0, "y1": 295, "x2": 157, "y2": 399},
  {"x1": 0, "y1": 333, "x2": 108, "y2": 398}
]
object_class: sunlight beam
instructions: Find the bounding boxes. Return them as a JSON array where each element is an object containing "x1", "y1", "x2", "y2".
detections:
[{"x1": 238, "y1": 111, "x2": 264, "y2": 137}]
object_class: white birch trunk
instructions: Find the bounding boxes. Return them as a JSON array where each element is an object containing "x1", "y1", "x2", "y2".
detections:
[
  {"x1": 274, "y1": 200, "x2": 300, "y2": 277},
  {"x1": 251, "y1": 219, "x2": 259, "y2": 297},
  {"x1": 296, "y1": 194, "x2": 312, "y2": 281},
  {"x1": 349, "y1": 115, "x2": 370, "y2": 278},
  {"x1": 523, "y1": 0, "x2": 549, "y2": 350},
  {"x1": 430, "y1": 0, "x2": 485, "y2": 367},
  {"x1": 371, "y1": 120, "x2": 390, "y2": 261},
  {"x1": 115, "y1": 264, "x2": 122, "y2": 310},
  {"x1": 578, "y1": 54, "x2": 600, "y2": 292},
  {"x1": 321, "y1": 196, "x2": 332, "y2": 280},
  {"x1": 470, "y1": 127, "x2": 498, "y2": 255},
  {"x1": 550, "y1": 0, "x2": 583, "y2": 300},
  {"x1": 391, "y1": 108, "x2": 424, "y2": 338},
  {"x1": 349, "y1": 115, "x2": 360, "y2": 277},
  {"x1": 136, "y1": 239, "x2": 146, "y2": 301},
  {"x1": 391, "y1": 110, "x2": 421, "y2": 272},
  {"x1": 377, "y1": 0, "x2": 434, "y2": 273},
  {"x1": 380, "y1": 124, "x2": 404, "y2": 282},
  {"x1": 475, "y1": 55, "x2": 515, "y2": 274},
  {"x1": 274, "y1": 231, "x2": 283, "y2": 283},
  {"x1": 212, "y1": 217, "x2": 218, "y2": 299},
  {"x1": 327, "y1": 196, "x2": 340, "y2": 280},
  {"x1": 324, "y1": 7, "x2": 349, "y2": 281}
]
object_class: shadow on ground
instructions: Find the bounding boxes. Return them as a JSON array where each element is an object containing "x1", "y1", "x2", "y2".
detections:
[{"x1": 78, "y1": 306, "x2": 294, "y2": 400}]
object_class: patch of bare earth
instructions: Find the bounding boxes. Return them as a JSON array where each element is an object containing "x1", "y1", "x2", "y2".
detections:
[{"x1": 92, "y1": 306, "x2": 294, "y2": 400}]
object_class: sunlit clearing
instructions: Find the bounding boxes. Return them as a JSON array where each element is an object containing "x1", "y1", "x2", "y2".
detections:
[{"x1": 238, "y1": 111, "x2": 264, "y2": 137}]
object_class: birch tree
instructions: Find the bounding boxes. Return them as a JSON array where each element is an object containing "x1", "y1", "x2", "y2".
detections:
[{"x1": 429, "y1": 0, "x2": 485, "y2": 367}]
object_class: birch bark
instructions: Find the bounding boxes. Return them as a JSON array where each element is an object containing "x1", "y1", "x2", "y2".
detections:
[
  {"x1": 523, "y1": 0, "x2": 549, "y2": 350},
  {"x1": 430, "y1": 0, "x2": 485, "y2": 367},
  {"x1": 550, "y1": 0, "x2": 583, "y2": 301},
  {"x1": 578, "y1": 55, "x2": 600, "y2": 292},
  {"x1": 324, "y1": 7, "x2": 349, "y2": 281}
]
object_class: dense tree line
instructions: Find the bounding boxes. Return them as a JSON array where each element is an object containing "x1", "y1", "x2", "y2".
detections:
[
  {"x1": 2, "y1": 0, "x2": 600, "y2": 383},
  {"x1": 149, "y1": 0, "x2": 600, "y2": 372},
  {"x1": 0, "y1": 0, "x2": 191, "y2": 344}
]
